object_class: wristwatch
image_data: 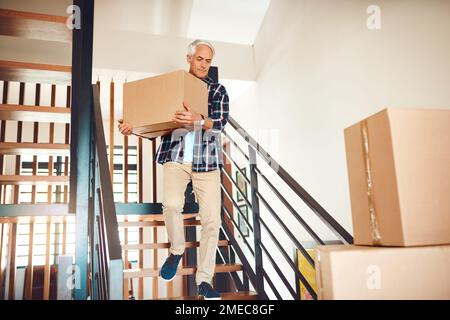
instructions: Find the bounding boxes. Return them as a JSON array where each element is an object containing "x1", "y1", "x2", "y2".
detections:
[{"x1": 200, "y1": 114, "x2": 205, "y2": 126}]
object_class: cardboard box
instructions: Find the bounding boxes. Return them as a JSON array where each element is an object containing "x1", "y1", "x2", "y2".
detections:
[
  {"x1": 344, "y1": 108, "x2": 450, "y2": 246},
  {"x1": 123, "y1": 70, "x2": 208, "y2": 139},
  {"x1": 315, "y1": 244, "x2": 450, "y2": 300}
]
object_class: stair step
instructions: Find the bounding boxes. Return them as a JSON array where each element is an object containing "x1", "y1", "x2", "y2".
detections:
[
  {"x1": 159, "y1": 291, "x2": 258, "y2": 301},
  {"x1": 0, "y1": 175, "x2": 69, "y2": 185},
  {"x1": 122, "y1": 240, "x2": 229, "y2": 251},
  {"x1": 118, "y1": 213, "x2": 197, "y2": 222},
  {"x1": 0, "y1": 9, "x2": 71, "y2": 43},
  {"x1": 118, "y1": 219, "x2": 201, "y2": 228},
  {"x1": 0, "y1": 60, "x2": 71, "y2": 84},
  {"x1": 123, "y1": 264, "x2": 243, "y2": 279},
  {"x1": 0, "y1": 142, "x2": 70, "y2": 156},
  {"x1": 0, "y1": 104, "x2": 71, "y2": 123}
]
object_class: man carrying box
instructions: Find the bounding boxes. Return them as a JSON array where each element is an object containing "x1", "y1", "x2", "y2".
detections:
[{"x1": 118, "y1": 40, "x2": 229, "y2": 300}]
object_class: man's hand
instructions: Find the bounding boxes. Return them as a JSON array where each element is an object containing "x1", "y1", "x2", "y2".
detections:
[
  {"x1": 118, "y1": 119, "x2": 133, "y2": 136},
  {"x1": 173, "y1": 102, "x2": 203, "y2": 126}
]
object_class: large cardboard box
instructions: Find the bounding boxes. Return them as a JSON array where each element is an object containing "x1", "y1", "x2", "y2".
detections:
[
  {"x1": 123, "y1": 70, "x2": 208, "y2": 139},
  {"x1": 315, "y1": 245, "x2": 450, "y2": 300},
  {"x1": 344, "y1": 108, "x2": 450, "y2": 246}
]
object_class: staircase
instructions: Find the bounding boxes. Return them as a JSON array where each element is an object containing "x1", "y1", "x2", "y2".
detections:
[
  {"x1": 0, "y1": 2, "x2": 353, "y2": 301},
  {"x1": 0, "y1": 6, "x2": 72, "y2": 300},
  {"x1": 120, "y1": 218, "x2": 253, "y2": 300}
]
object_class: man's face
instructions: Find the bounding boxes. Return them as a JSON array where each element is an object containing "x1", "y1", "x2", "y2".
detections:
[{"x1": 187, "y1": 44, "x2": 213, "y2": 79}]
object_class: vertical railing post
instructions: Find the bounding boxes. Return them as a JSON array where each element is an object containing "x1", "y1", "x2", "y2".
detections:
[
  {"x1": 70, "y1": 0, "x2": 95, "y2": 300},
  {"x1": 248, "y1": 145, "x2": 264, "y2": 296},
  {"x1": 216, "y1": 172, "x2": 229, "y2": 292},
  {"x1": 87, "y1": 120, "x2": 94, "y2": 300}
]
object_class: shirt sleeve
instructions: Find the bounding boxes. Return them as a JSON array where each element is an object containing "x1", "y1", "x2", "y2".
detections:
[{"x1": 209, "y1": 84, "x2": 229, "y2": 132}]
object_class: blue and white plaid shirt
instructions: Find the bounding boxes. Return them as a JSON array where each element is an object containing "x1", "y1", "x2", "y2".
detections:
[{"x1": 154, "y1": 76, "x2": 229, "y2": 172}]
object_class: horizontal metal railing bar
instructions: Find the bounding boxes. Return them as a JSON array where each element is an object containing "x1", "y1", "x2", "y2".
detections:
[
  {"x1": 262, "y1": 269, "x2": 282, "y2": 300},
  {"x1": 259, "y1": 241, "x2": 298, "y2": 300},
  {"x1": 220, "y1": 185, "x2": 254, "y2": 233},
  {"x1": 222, "y1": 205, "x2": 255, "y2": 256},
  {"x1": 220, "y1": 167, "x2": 252, "y2": 209},
  {"x1": 227, "y1": 116, "x2": 353, "y2": 244},
  {"x1": 215, "y1": 246, "x2": 245, "y2": 292},
  {"x1": 0, "y1": 204, "x2": 70, "y2": 217},
  {"x1": 115, "y1": 202, "x2": 199, "y2": 215},
  {"x1": 255, "y1": 167, "x2": 325, "y2": 246},
  {"x1": 222, "y1": 129, "x2": 250, "y2": 161},
  {"x1": 259, "y1": 216, "x2": 316, "y2": 299},
  {"x1": 221, "y1": 149, "x2": 251, "y2": 185},
  {"x1": 255, "y1": 191, "x2": 315, "y2": 268}
]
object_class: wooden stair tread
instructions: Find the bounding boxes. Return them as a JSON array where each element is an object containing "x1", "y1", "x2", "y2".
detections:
[
  {"x1": 0, "y1": 175, "x2": 69, "y2": 185},
  {"x1": 0, "y1": 60, "x2": 71, "y2": 84},
  {"x1": 119, "y1": 219, "x2": 201, "y2": 228},
  {"x1": 159, "y1": 291, "x2": 258, "y2": 301},
  {"x1": 0, "y1": 9, "x2": 71, "y2": 43},
  {"x1": 123, "y1": 264, "x2": 243, "y2": 279},
  {"x1": 0, "y1": 142, "x2": 70, "y2": 156},
  {"x1": 117, "y1": 213, "x2": 197, "y2": 222},
  {"x1": 0, "y1": 104, "x2": 71, "y2": 122},
  {"x1": 122, "y1": 240, "x2": 229, "y2": 250}
]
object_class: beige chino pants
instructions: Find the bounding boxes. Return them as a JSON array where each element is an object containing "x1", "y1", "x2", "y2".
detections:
[{"x1": 162, "y1": 161, "x2": 222, "y2": 285}]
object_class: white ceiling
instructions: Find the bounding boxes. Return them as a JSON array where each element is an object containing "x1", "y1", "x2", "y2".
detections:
[
  {"x1": 95, "y1": 0, "x2": 271, "y2": 45},
  {"x1": 187, "y1": 0, "x2": 271, "y2": 45}
]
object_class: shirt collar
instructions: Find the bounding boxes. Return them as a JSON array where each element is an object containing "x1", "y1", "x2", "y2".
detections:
[{"x1": 202, "y1": 76, "x2": 214, "y2": 85}]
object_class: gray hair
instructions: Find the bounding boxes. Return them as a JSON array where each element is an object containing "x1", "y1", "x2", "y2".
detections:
[{"x1": 187, "y1": 40, "x2": 215, "y2": 57}]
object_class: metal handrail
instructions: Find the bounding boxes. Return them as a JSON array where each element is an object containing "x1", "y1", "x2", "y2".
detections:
[
  {"x1": 220, "y1": 183, "x2": 254, "y2": 233},
  {"x1": 254, "y1": 167, "x2": 325, "y2": 246},
  {"x1": 258, "y1": 215, "x2": 316, "y2": 298},
  {"x1": 226, "y1": 116, "x2": 353, "y2": 244},
  {"x1": 220, "y1": 115, "x2": 353, "y2": 300},
  {"x1": 91, "y1": 84, "x2": 123, "y2": 299},
  {"x1": 222, "y1": 204, "x2": 255, "y2": 255},
  {"x1": 255, "y1": 191, "x2": 315, "y2": 268}
]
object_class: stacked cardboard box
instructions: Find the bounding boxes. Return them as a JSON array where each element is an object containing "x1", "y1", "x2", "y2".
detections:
[
  {"x1": 123, "y1": 70, "x2": 208, "y2": 139},
  {"x1": 315, "y1": 108, "x2": 450, "y2": 300}
]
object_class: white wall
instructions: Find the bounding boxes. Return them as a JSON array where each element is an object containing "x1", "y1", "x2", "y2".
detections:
[{"x1": 231, "y1": 0, "x2": 450, "y2": 237}]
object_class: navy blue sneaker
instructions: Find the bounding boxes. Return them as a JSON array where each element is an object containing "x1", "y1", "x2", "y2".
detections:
[
  {"x1": 160, "y1": 254, "x2": 182, "y2": 282},
  {"x1": 198, "y1": 282, "x2": 221, "y2": 300}
]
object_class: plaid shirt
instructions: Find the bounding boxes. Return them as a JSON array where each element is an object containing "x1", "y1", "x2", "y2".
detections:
[{"x1": 154, "y1": 76, "x2": 229, "y2": 172}]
